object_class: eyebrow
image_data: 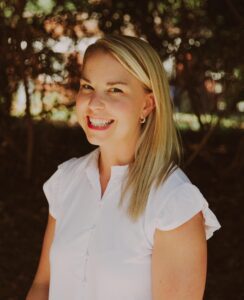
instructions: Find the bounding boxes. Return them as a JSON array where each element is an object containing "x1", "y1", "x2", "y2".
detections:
[{"x1": 81, "y1": 75, "x2": 129, "y2": 86}]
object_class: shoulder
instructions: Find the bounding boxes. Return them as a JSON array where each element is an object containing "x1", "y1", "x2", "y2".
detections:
[
  {"x1": 144, "y1": 166, "x2": 221, "y2": 244},
  {"x1": 43, "y1": 148, "x2": 99, "y2": 219},
  {"x1": 150, "y1": 166, "x2": 192, "y2": 201},
  {"x1": 148, "y1": 166, "x2": 207, "y2": 219},
  {"x1": 57, "y1": 147, "x2": 98, "y2": 174}
]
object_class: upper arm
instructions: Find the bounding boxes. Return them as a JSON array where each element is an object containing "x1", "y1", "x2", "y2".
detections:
[
  {"x1": 152, "y1": 212, "x2": 207, "y2": 300},
  {"x1": 32, "y1": 213, "x2": 56, "y2": 285}
]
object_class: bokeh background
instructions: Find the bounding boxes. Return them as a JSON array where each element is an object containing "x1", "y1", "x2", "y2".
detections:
[{"x1": 0, "y1": 0, "x2": 243, "y2": 299}]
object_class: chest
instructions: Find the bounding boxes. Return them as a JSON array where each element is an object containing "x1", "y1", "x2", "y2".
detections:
[
  {"x1": 49, "y1": 173, "x2": 154, "y2": 299},
  {"x1": 52, "y1": 176, "x2": 152, "y2": 261}
]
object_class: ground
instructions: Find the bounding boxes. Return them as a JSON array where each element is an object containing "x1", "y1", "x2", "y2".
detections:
[{"x1": 0, "y1": 120, "x2": 243, "y2": 300}]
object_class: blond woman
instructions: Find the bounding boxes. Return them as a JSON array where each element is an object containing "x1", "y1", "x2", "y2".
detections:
[{"x1": 26, "y1": 35, "x2": 221, "y2": 300}]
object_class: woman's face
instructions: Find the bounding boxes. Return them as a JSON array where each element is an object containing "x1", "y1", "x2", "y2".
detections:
[{"x1": 76, "y1": 50, "x2": 154, "y2": 148}]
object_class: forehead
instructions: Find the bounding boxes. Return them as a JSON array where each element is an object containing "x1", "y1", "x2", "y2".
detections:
[{"x1": 82, "y1": 50, "x2": 131, "y2": 80}]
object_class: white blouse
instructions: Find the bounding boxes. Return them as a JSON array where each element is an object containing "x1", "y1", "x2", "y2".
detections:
[{"x1": 43, "y1": 147, "x2": 221, "y2": 300}]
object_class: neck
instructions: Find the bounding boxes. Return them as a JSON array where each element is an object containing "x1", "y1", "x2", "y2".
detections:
[{"x1": 98, "y1": 142, "x2": 136, "y2": 177}]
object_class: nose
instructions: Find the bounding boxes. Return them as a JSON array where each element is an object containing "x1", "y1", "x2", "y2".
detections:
[{"x1": 88, "y1": 93, "x2": 105, "y2": 110}]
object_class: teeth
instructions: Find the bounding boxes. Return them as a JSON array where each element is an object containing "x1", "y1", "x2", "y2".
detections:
[{"x1": 89, "y1": 117, "x2": 113, "y2": 127}]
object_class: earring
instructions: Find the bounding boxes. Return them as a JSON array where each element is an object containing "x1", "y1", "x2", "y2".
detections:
[{"x1": 140, "y1": 117, "x2": 146, "y2": 124}]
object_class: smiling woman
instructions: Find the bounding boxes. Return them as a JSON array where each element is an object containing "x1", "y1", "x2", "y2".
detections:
[
  {"x1": 76, "y1": 50, "x2": 154, "y2": 164},
  {"x1": 26, "y1": 35, "x2": 221, "y2": 300}
]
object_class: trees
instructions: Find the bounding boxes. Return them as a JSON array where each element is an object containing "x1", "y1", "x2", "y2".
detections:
[{"x1": 1, "y1": 0, "x2": 243, "y2": 175}]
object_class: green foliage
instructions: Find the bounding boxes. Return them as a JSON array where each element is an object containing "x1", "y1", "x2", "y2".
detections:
[
  {"x1": 25, "y1": 0, "x2": 56, "y2": 14},
  {"x1": 0, "y1": 0, "x2": 243, "y2": 131}
]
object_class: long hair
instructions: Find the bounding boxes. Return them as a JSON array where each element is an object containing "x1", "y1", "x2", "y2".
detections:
[{"x1": 82, "y1": 35, "x2": 182, "y2": 222}]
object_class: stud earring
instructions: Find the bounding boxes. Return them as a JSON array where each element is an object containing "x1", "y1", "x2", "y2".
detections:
[{"x1": 140, "y1": 117, "x2": 146, "y2": 124}]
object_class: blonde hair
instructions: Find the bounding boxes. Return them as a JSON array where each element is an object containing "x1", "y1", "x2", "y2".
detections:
[{"x1": 83, "y1": 35, "x2": 182, "y2": 222}]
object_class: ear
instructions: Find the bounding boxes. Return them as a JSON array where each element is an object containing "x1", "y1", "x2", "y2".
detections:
[{"x1": 142, "y1": 92, "x2": 155, "y2": 117}]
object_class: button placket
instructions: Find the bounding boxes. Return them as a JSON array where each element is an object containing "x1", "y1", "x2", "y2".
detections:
[
  {"x1": 82, "y1": 201, "x2": 104, "y2": 283},
  {"x1": 81, "y1": 175, "x2": 124, "y2": 284}
]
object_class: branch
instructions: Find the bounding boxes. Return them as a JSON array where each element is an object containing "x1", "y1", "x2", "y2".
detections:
[{"x1": 184, "y1": 116, "x2": 221, "y2": 167}]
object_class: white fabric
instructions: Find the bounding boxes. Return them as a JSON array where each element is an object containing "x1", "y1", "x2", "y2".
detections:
[{"x1": 43, "y1": 148, "x2": 221, "y2": 300}]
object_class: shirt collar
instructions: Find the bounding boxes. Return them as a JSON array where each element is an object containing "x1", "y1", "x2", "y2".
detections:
[{"x1": 85, "y1": 147, "x2": 129, "y2": 191}]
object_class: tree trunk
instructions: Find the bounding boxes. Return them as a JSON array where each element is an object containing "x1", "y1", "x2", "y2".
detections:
[{"x1": 23, "y1": 76, "x2": 33, "y2": 179}]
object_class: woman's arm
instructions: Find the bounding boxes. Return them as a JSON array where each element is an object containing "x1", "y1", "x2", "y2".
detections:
[
  {"x1": 152, "y1": 212, "x2": 207, "y2": 300},
  {"x1": 26, "y1": 214, "x2": 56, "y2": 300}
]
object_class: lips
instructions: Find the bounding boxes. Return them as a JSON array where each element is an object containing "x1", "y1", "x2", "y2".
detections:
[{"x1": 87, "y1": 116, "x2": 114, "y2": 130}]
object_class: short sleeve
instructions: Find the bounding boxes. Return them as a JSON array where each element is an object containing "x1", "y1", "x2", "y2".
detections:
[
  {"x1": 43, "y1": 168, "x2": 61, "y2": 219},
  {"x1": 43, "y1": 158, "x2": 77, "y2": 219},
  {"x1": 150, "y1": 182, "x2": 221, "y2": 242}
]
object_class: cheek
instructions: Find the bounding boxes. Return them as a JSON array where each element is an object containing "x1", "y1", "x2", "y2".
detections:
[
  {"x1": 111, "y1": 99, "x2": 137, "y2": 115},
  {"x1": 75, "y1": 96, "x2": 87, "y2": 126},
  {"x1": 76, "y1": 93, "x2": 83, "y2": 105},
  {"x1": 119, "y1": 101, "x2": 141, "y2": 120},
  {"x1": 75, "y1": 95, "x2": 86, "y2": 113}
]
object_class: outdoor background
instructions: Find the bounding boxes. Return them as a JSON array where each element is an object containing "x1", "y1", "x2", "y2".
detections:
[{"x1": 0, "y1": 0, "x2": 243, "y2": 299}]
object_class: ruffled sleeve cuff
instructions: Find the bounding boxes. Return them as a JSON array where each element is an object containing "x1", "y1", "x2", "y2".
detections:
[{"x1": 153, "y1": 183, "x2": 221, "y2": 241}]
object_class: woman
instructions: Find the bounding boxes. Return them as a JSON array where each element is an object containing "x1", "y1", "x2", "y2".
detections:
[{"x1": 26, "y1": 35, "x2": 221, "y2": 300}]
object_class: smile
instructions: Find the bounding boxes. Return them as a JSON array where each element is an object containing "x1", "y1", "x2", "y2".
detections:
[{"x1": 87, "y1": 116, "x2": 114, "y2": 130}]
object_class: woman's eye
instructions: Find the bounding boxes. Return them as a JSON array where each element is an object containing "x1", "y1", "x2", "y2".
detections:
[
  {"x1": 110, "y1": 87, "x2": 123, "y2": 93},
  {"x1": 81, "y1": 84, "x2": 93, "y2": 90}
]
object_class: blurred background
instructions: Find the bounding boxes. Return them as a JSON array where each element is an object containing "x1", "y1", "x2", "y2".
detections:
[{"x1": 0, "y1": 0, "x2": 243, "y2": 299}]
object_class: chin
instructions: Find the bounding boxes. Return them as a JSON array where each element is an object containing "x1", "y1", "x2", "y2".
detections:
[
  {"x1": 87, "y1": 139, "x2": 101, "y2": 146},
  {"x1": 86, "y1": 135, "x2": 105, "y2": 146}
]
